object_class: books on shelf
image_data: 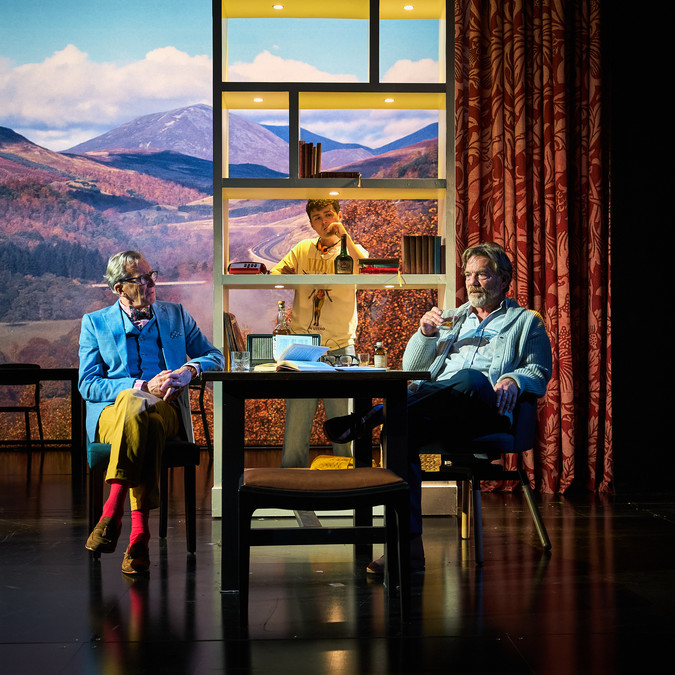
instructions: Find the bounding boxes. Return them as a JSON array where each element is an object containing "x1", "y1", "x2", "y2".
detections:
[
  {"x1": 400, "y1": 235, "x2": 445, "y2": 274},
  {"x1": 358, "y1": 258, "x2": 400, "y2": 274},
  {"x1": 315, "y1": 171, "x2": 362, "y2": 186},
  {"x1": 299, "y1": 141, "x2": 322, "y2": 177}
]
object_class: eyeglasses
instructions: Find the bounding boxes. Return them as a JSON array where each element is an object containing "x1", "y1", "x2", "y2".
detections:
[
  {"x1": 118, "y1": 270, "x2": 159, "y2": 286},
  {"x1": 320, "y1": 354, "x2": 359, "y2": 367}
]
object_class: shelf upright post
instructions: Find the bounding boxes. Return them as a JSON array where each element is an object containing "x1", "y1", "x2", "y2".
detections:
[
  {"x1": 212, "y1": 0, "x2": 225, "y2": 516},
  {"x1": 289, "y1": 89, "x2": 300, "y2": 180},
  {"x1": 369, "y1": 0, "x2": 380, "y2": 85}
]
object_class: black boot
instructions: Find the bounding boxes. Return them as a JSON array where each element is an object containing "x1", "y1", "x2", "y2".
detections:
[{"x1": 324, "y1": 405, "x2": 384, "y2": 443}]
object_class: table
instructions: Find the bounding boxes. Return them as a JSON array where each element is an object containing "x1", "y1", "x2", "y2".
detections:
[
  {"x1": 202, "y1": 369, "x2": 429, "y2": 592},
  {"x1": 0, "y1": 367, "x2": 84, "y2": 481}
]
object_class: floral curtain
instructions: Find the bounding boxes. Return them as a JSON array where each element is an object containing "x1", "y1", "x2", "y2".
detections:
[{"x1": 454, "y1": 0, "x2": 611, "y2": 493}]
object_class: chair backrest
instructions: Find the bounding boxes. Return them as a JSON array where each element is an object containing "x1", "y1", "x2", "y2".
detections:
[
  {"x1": 511, "y1": 393, "x2": 538, "y2": 453},
  {"x1": 246, "y1": 334, "x2": 321, "y2": 366},
  {"x1": 0, "y1": 363, "x2": 41, "y2": 407}
]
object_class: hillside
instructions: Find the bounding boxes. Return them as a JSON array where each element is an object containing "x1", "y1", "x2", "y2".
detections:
[{"x1": 66, "y1": 103, "x2": 214, "y2": 161}]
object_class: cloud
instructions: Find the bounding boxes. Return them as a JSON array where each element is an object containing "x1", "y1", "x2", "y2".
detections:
[
  {"x1": 382, "y1": 58, "x2": 440, "y2": 83},
  {"x1": 228, "y1": 50, "x2": 359, "y2": 83},
  {"x1": 0, "y1": 45, "x2": 211, "y2": 149}
]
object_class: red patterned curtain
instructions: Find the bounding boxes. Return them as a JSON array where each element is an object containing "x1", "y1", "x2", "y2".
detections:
[{"x1": 454, "y1": 0, "x2": 611, "y2": 493}]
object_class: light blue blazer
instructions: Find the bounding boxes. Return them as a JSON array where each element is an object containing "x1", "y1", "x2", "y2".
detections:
[{"x1": 78, "y1": 300, "x2": 224, "y2": 442}]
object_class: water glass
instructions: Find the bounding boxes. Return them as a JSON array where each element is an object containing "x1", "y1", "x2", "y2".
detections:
[
  {"x1": 230, "y1": 351, "x2": 251, "y2": 372},
  {"x1": 357, "y1": 353, "x2": 370, "y2": 366}
]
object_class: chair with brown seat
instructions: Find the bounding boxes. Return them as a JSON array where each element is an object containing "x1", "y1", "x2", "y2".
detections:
[
  {"x1": 238, "y1": 467, "x2": 411, "y2": 623},
  {"x1": 420, "y1": 393, "x2": 551, "y2": 565},
  {"x1": 0, "y1": 363, "x2": 45, "y2": 473}
]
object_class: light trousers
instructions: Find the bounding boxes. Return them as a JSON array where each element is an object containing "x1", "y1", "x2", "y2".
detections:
[
  {"x1": 97, "y1": 389, "x2": 179, "y2": 511},
  {"x1": 281, "y1": 345, "x2": 354, "y2": 468}
]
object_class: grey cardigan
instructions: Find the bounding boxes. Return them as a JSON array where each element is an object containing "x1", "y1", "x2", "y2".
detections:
[{"x1": 402, "y1": 298, "x2": 552, "y2": 397}]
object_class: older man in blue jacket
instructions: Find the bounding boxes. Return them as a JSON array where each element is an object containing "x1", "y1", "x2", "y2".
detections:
[{"x1": 79, "y1": 250, "x2": 224, "y2": 574}]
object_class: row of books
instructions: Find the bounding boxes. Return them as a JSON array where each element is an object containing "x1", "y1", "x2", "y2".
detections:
[
  {"x1": 298, "y1": 141, "x2": 321, "y2": 177},
  {"x1": 400, "y1": 235, "x2": 445, "y2": 274},
  {"x1": 298, "y1": 141, "x2": 362, "y2": 184}
]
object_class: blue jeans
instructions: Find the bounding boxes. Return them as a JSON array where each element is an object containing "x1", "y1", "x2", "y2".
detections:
[{"x1": 281, "y1": 345, "x2": 355, "y2": 467}]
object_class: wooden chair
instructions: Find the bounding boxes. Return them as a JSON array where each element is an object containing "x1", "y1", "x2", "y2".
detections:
[
  {"x1": 0, "y1": 363, "x2": 45, "y2": 473},
  {"x1": 420, "y1": 393, "x2": 551, "y2": 565},
  {"x1": 238, "y1": 467, "x2": 411, "y2": 622},
  {"x1": 87, "y1": 435, "x2": 201, "y2": 555}
]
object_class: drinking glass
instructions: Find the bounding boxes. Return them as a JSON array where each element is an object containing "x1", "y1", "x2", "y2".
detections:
[
  {"x1": 357, "y1": 353, "x2": 370, "y2": 366},
  {"x1": 440, "y1": 309, "x2": 459, "y2": 330},
  {"x1": 230, "y1": 351, "x2": 251, "y2": 372}
]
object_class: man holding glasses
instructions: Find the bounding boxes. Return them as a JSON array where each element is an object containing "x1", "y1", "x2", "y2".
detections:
[{"x1": 79, "y1": 250, "x2": 223, "y2": 574}]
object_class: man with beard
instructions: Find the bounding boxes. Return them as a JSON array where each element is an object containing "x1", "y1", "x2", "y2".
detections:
[{"x1": 324, "y1": 242, "x2": 552, "y2": 573}]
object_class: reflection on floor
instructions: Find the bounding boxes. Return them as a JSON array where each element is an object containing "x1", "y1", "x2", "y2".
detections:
[{"x1": 1, "y1": 450, "x2": 674, "y2": 674}]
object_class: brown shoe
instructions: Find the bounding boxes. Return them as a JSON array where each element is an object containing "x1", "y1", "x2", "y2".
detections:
[
  {"x1": 85, "y1": 516, "x2": 120, "y2": 554},
  {"x1": 121, "y1": 543, "x2": 150, "y2": 575},
  {"x1": 366, "y1": 536, "x2": 426, "y2": 575}
]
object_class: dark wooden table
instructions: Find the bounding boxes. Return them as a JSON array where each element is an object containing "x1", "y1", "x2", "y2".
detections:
[
  {"x1": 202, "y1": 369, "x2": 429, "y2": 593},
  {"x1": 0, "y1": 367, "x2": 84, "y2": 481}
]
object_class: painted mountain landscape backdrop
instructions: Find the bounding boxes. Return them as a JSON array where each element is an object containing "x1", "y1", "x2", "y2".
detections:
[{"x1": 1, "y1": 103, "x2": 439, "y2": 445}]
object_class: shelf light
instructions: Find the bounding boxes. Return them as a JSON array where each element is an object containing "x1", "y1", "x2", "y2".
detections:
[
  {"x1": 253, "y1": 97, "x2": 264, "y2": 103},
  {"x1": 272, "y1": 4, "x2": 284, "y2": 10},
  {"x1": 403, "y1": 5, "x2": 415, "y2": 10},
  {"x1": 329, "y1": 191, "x2": 340, "y2": 196},
  {"x1": 274, "y1": 284, "x2": 285, "y2": 288},
  {"x1": 384, "y1": 97, "x2": 395, "y2": 103}
]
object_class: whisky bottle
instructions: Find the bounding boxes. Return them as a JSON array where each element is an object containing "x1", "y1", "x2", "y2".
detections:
[
  {"x1": 272, "y1": 300, "x2": 291, "y2": 360},
  {"x1": 373, "y1": 341, "x2": 387, "y2": 369},
  {"x1": 334, "y1": 234, "x2": 353, "y2": 274}
]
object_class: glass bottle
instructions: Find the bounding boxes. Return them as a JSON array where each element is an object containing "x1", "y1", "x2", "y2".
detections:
[
  {"x1": 272, "y1": 300, "x2": 291, "y2": 360},
  {"x1": 334, "y1": 234, "x2": 353, "y2": 274},
  {"x1": 373, "y1": 341, "x2": 387, "y2": 368}
]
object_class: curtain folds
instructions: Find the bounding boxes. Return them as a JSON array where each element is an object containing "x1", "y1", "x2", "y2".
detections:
[{"x1": 454, "y1": 0, "x2": 611, "y2": 493}]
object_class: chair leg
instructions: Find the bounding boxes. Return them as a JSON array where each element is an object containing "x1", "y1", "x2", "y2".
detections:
[
  {"x1": 392, "y1": 495, "x2": 410, "y2": 621},
  {"x1": 159, "y1": 465, "x2": 169, "y2": 539},
  {"x1": 471, "y1": 478, "x2": 484, "y2": 566},
  {"x1": 88, "y1": 466, "x2": 104, "y2": 559},
  {"x1": 184, "y1": 464, "x2": 197, "y2": 554},
  {"x1": 199, "y1": 389, "x2": 213, "y2": 459},
  {"x1": 22, "y1": 411, "x2": 33, "y2": 475},
  {"x1": 460, "y1": 478, "x2": 471, "y2": 540},
  {"x1": 517, "y1": 469, "x2": 551, "y2": 551},
  {"x1": 238, "y1": 497, "x2": 253, "y2": 624},
  {"x1": 35, "y1": 408, "x2": 45, "y2": 472}
]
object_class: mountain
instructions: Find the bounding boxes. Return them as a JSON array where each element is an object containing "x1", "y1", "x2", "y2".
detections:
[
  {"x1": 68, "y1": 148, "x2": 214, "y2": 193},
  {"x1": 373, "y1": 123, "x2": 439, "y2": 154},
  {"x1": 226, "y1": 114, "x2": 289, "y2": 173},
  {"x1": 0, "y1": 125, "x2": 206, "y2": 211},
  {"x1": 66, "y1": 105, "x2": 289, "y2": 174},
  {"x1": 262, "y1": 125, "x2": 371, "y2": 153},
  {"x1": 260, "y1": 122, "x2": 439, "y2": 155},
  {"x1": 66, "y1": 104, "x2": 214, "y2": 161}
]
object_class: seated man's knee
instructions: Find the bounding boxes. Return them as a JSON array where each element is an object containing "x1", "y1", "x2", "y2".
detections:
[{"x1": 449, "y1": 368, "x2": 492, "y2": 394}]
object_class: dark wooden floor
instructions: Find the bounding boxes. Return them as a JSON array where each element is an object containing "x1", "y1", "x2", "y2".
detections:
[{"x1": 1, "y1": 449, "x2": 674, "y2": 674}]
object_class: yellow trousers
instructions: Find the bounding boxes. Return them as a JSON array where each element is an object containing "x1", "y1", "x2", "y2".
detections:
[{"x1": 97, "y1": 389, "x2": 179, "y2": 511}]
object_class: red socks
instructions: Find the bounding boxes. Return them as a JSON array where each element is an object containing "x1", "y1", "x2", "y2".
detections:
[
  {"x1": 101, "y1": 480, "x2": 129, "y2": 528},
  {"x1": 129, "y1": 509, "x2": 150, "y2": 548},
  {"x1": 100, "y1": 481, "x2": 150, "y2": 548}
]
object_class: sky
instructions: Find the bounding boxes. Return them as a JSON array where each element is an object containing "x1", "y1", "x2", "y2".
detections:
[{"x1": 0, "y1": 0, "x2": 441, "y2": 151}]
